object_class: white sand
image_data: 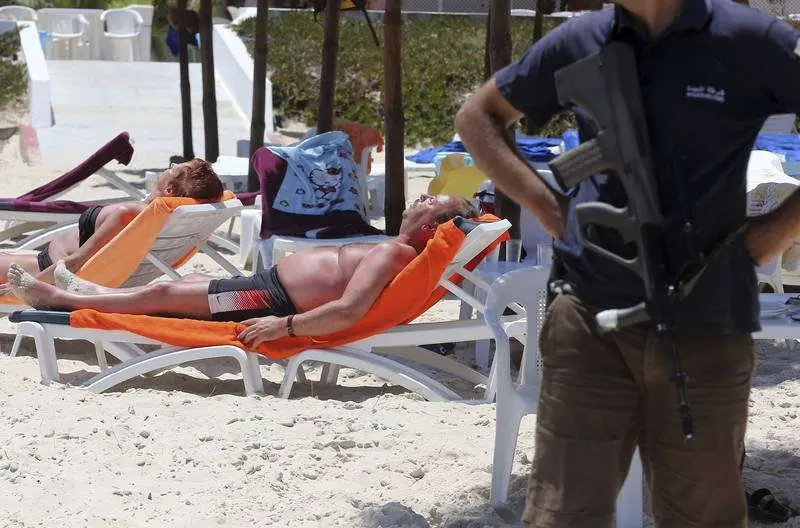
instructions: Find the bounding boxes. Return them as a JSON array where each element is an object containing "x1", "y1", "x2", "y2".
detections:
[{"x1": 0, "y1": 116, "x2": 798, "y2": 527}]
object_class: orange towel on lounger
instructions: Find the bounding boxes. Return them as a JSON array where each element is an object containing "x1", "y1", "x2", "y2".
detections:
[
  {"x1": 0, "y1": 191, "x2": 236, "y2": 305},
  {"x1": 69, "y1": 215, "x2": 508, "y2": 360}
]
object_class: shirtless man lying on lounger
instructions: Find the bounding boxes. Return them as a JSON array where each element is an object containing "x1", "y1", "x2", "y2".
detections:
[
  {"x1": 0, "y1": 158, "x2": 223, "y2": 292},
  {"x1": 7, "y1": 195, "x2": 478, "y2": 348}
]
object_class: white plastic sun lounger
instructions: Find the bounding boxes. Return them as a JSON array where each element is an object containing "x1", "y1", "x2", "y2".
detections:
[
  {"x1": 8, "y1": 218, "x2": 518, "y2": 400},
  {"x1": 3, "y1": 198, "x2": 245, "y2": 354}
]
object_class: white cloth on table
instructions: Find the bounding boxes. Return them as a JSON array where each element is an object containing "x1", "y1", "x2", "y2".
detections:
[{"x1": 747, "y1": 150, "x2": 800, "y2": 270}]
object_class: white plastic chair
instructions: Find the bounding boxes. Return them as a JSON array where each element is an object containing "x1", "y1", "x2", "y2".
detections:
[
  {"x1": 485, "y1": 267, "x2": 644, "y2": 527},
  {"x1": 43, "y1": 13, "x2": 89, "y2": 60},
  {"x1": 0, "y1": 5, "x2": 37, "y2": 22},
  {"x1": 100, "y1": 8, "x2": 143, "y2": 62}
]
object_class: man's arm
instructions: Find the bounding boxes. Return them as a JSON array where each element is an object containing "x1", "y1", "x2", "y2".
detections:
[
  {"x1": 36, "y1": 202, "x2": 145, "y2": 284},
  {"x1": 238, "y1": 243, "x2": 415, "y2": 347},
  {"x1": 745, "y1": 189, "x2": 800, "y2": 266},
  {"x1": 747, "y1": 20, "x2": 800, "y2": 266},
  {"x1": 291, "y1": 243, "x2": 413, "y2": 335},
  {"x1": 455, "y1": 81, "x2": 566, "y2": 237}
]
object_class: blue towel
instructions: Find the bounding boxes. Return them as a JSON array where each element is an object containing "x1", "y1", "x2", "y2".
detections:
[
  {"x1": 755, "y1": 133, "x2": 800, "y2": 161},
  {"x1": 562, "y1": 129, "x2": 580, "y2": 151},
  {"x1": 166, "y1": 26, "x2": 200, "y2": 57},
  {"x1": 406, "y1": 135, "x2": 562, "y2": 164}
]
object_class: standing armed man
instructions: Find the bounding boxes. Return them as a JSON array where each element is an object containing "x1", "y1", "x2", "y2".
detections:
[{"x1": 456, "y1": 0, "x2": 800, "y2": 526}]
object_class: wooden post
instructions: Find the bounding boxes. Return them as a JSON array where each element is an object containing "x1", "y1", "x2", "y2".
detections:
[
  {"x1": 177, "y1": 0, "x2": 194, "y2": 161},
  {"x1": 383, "y1": 0, "x2": 404, "y2": 235},
  {"x1": 483, "y1": 9, "x2": 492, "y2": 81},
  {"x1": 247, "y1": 0, "x2": 269, "y2": 192},
  {"x1": 488, "y1": 0, "x2": 521, "y2": 239},
  {"x1": 199, "y1": 0, "x2": 219, "y2": 162},
  {"x1": 317, "y1": 0, "x2": 341, "y2": 133},
  {"x1": 532, "y1": 0, "x2": 547, "y2": 44}
]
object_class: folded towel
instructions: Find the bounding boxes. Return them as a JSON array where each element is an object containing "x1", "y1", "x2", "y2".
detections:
[
  {"x1": 755, "y1": 133, "x2": 800, "y2": 162},
  {"x1": 407, "y1": 136, "x2": 562, "y2": 165}
]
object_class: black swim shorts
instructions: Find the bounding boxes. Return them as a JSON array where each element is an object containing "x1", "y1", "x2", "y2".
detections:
[
  {"x1": 206, "y1": 266, "x2": 298, "y2": 322},
  {"x1": 78, "y1": 205, "x2": 104, "y2": 247}
]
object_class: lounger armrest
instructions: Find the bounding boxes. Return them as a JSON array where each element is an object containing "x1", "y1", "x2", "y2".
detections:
[
  {"x1": 9, "y1": 310, "x2": 71, "y2": 325},
  {"x1": 454, "y1": 216, "x2": 491, "y2": 235}
]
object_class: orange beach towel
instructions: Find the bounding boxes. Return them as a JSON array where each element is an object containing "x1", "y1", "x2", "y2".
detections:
[{"x1": 70, "y1": 215, "x2": 508, "y2": 360}]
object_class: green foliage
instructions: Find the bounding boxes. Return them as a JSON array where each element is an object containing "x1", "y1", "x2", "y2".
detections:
[
  {"x1": 236, "y1": 12, "x2": 570, "y2": 145},
  {"x1": 0, "y1": 30, "x2": 27, "y2": 110}
]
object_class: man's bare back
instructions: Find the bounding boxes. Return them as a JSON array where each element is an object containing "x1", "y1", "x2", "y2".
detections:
[{"x1": 277, "y1": 242, "x2": 415, "y2": 313}]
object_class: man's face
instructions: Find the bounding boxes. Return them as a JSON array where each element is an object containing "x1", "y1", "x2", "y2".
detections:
[
  {"x1": 154, "y1": 163, "x2": 186, "y2": 198},
  {"x1": 399, "y1": 194, "x2": 465, "y2": 239}
]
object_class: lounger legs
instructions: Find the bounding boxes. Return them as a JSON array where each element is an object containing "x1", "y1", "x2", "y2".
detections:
[
  {"x1": 15, "y1": 321, "x2": 59, "y2": 384},
  {"x1": 94, "y1": 341, "x2": 108, "y2": 371},
  {"x1": 84, "y1": 346, "x2": 265, "y2": 396},
  {"x1": 8, "y1": 333, "x2": 22, "y2": 357},
  {"x1": 279, "y1": 347, "x2": 461, "y2": 401}
]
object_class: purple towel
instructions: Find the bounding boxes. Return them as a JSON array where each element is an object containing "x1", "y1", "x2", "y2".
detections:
[
  {"x1": 235, "y1": 191, "x2": 259, "y2": 207},
  {"x1": 15, "y1": 132, "x2": 134, "y2": 204},
  {"x1": 0, "y1": 199, "x2": 106, "y2": 214}
]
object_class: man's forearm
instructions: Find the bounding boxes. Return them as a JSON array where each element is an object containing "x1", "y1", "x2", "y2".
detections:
[
  {"x1": 289, "y1": 300, "x2": 360, "y2": 337},
  {"x1": 745, "y1": 189, "x2": 800, "y2": 266},
  {"x1": 455, "y1": 106, "x2": 565, "y2": 236}
]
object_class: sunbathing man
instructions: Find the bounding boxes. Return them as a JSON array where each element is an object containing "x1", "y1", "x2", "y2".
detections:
[
  {"x1": 0, "y1": 159, "x2": 223, "y2": 291},
  {"x1": 8, "y1": 195, "x2": 478, "y2": 348}
]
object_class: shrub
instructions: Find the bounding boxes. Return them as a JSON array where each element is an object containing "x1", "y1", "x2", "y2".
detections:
[
  {"x1": 235, "y1": 12, "x2": 570, "y2": 145},
  {"x1": 0, "y1": 30, "x2": 27, "y2": 110}
]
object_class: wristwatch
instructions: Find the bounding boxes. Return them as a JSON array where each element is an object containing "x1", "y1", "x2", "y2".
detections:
[{"x1": 286, "y1": 315, "x2": 296, "y2": 337}]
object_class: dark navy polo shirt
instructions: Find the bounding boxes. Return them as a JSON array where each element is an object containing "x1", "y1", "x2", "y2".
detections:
[{"x1": 495, "y1": 0, "x2": 800, "y2": 333}]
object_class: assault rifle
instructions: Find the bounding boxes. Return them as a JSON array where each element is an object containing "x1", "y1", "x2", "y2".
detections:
[{"x1": 546, "y1": 42, "x2": 701, "y2": 439}]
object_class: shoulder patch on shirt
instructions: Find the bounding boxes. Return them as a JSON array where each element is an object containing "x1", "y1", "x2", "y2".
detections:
[{"x1": 795, "y1": 37, "x2": 800, "y2": 58}]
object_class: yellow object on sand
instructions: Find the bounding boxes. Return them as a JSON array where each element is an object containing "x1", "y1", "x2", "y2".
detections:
[{"x1": 427, "y1": 154, "x2": 487, "y2": 200}]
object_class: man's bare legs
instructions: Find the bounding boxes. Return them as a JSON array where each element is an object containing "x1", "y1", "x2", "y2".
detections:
[
  {"x1": 0, "y1": 202, "x2": 144, "y2": 290},
  {"x1": 52, "y1": 261, "x2": 216, "y2": 296},
  {"x1": 7, "y1": 264, "x2": 213, "y2": 319},
  {"x1": 0, "y1": 254, "x2": 39, "y2": 282}
]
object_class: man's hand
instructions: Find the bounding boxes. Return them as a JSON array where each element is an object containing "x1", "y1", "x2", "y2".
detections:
[
  {"x1": 0, "y1": 284, "x2": 11, "y2": 297},
  {"x1": 237, "y1": 316, "x2": 288, "y2": 348}
]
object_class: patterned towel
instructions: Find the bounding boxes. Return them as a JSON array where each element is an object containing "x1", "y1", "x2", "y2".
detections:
[{"x1": 269, "y1": 131, "x2": 369, "y2": 219}]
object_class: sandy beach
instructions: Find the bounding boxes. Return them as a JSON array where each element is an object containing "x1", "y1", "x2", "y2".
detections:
[{"x1": 0, "y1": 113, "x2": 799, "y2": 528}]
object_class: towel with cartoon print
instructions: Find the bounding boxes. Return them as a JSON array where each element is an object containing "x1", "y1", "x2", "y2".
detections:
[{"x1": 269, "y1": 131, "x2": 370, "y2": 220}]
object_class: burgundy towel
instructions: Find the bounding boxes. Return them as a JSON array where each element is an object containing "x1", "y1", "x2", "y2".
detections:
[
  {"x1": 235, "y1": 191, "x2": 259, "y2": 206},
  {"x1": 0, "y1": 199, "x2": 101, "y2": 214},
  {"x1": 251, "y1": 147, "x2": 383, "y2": 239},
  {"x1": 16, "y1": 132, "x2": 134, "y2": 203}
]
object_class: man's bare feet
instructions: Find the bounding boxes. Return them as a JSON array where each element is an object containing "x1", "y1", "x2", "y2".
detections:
[
  {"x1": 54, "y1": 260, "x2": 111, "y2": 294},
  {"x1": 7, "y1": 263, "x2": 59, "y2": 309}
]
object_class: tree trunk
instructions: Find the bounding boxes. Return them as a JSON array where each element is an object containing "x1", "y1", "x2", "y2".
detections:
[
  {"x1": 383, "y1": 0, "x2": 404, "y2": 235},
  {"x1": 532, "y1": 0, "x2": 547, "y2": 44},
  {"x1": 317, "y1": 0, "x2": 341, "y2": 133},
  {"x1": 247, "y1": 0, "x2": 269, "y2": 191},
  {"x1": 483, "y1": 9, "x2": 492, "y2": 81},
  {"x1": 488, "y1": 0, "x2": 521, "y2": 240},
  {"x1": 177, "y1": 0, "x2": 194, "y2": 161},
  {"x1": 199, "y1": 0, "x2": 219, "y2": 162}
]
